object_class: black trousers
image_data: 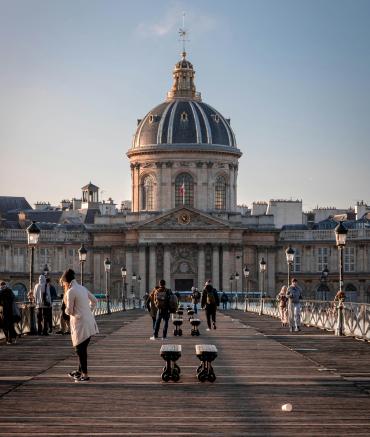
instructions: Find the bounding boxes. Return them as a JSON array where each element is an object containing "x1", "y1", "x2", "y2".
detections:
[
  {"x1": 205, "y1": 304, "x2": 217, "y2": 328},
  {"x1": 3, "y1": 322, "x2": 17, "y2": 342},
  {"x1": 75, "y1": 337, "x2": 91, "y2": 374}
]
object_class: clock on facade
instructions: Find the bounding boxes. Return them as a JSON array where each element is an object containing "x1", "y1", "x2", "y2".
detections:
[{"x1": 178, "y1": 213, "x2": 191, "y2": 225}]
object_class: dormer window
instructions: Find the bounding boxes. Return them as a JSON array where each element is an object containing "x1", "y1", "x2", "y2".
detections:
[
  {"x1": 212, "y1": 114, "x2": 220, "y2": 123},
  {"x1": 148, "y1": 114, "x2": 160, "y2": 124},
  {"x1": 180, "y1": 112, "x2": 188, "y2": 122}
]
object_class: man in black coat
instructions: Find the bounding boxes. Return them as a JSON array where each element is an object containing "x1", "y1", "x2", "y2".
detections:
[
  {"x1": 0, "y1": 281, "x2": 18, "y2": 344},
  {"x1": 201, "y1": 280, "x2": 220, "y2": 330}
]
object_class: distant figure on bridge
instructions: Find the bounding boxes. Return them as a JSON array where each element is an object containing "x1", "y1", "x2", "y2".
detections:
[
  {"x1": 220, "y1": 291, "x2": 229, "y2": 310},
  {"x1": 61, "y1": 269, "x2": 99, "y2": 383},
  {"x1": 146, "y1": 286, "x2": 159, "y2": 329},
  {"x1": 46, "y1": 278, "x2": 57, "y2": 334},
  {"x1": 201, "y1": 280, "x2": 220, "y2": 330},
  {"x1": 150, "y1": 279, "x2": 171, "y2": 340},
  {"x1": 276, "y1": 286, "x2": 288, "y2": 327},
  {"x1": 33, "y1": 275, "x2": 52, "y2": 336},
  {"x1": 191, "y1": 286, "x2": 201, "y2": 314},
  {"x1": 287, "y1": 278, "x2": 302, "y2": 332},
  {"x1": 0, "y1": 281, "x2": 18, "y2": 344}
]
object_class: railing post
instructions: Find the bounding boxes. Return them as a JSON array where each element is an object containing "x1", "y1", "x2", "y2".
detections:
[{"x1": 335, "y1": 301, "x2": 344, "y2": 336}]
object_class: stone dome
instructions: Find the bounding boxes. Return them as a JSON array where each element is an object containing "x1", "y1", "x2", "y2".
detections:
[{"x1": 129, "y1": 52, "x2": 239, "y2": 154}]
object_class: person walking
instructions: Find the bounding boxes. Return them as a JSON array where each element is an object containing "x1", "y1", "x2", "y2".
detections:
[
  {"x1": 220, "y1": 291, "x2": 229, "y2": 310},
  {"x1": 0, "y1": 281, "x2": 18, "y2": 344},
  {"x1": 201, "y1": 280, "x2": 219, "y2": 331},
  {"x1": 146, "y1": 286, "x2": 159, "y2": 330},
  {"x1": 191, "y1": 286, "x2": 201, "y2": 314},
  {"x1": 287, "y1": 278, "x2": 303, "y2": 332},
  {"x1": 60, "y1": 268, "x2": 99, "y2": 382},
  {"x1": 276, "y1": 285, "x2": 288, "y2": 327},
  {"x1": 33, "y1": 275, "x2": 52, "y2": 335},
  {"x1": 150, "y1": 279, "x2": 170, "y2": 340}
]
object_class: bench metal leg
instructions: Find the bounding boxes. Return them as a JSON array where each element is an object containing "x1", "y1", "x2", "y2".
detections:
[
  {"x1": 196, "y1": 360, "x2": 216, "y2": 382},
  {"x1": 161, "y1": 359, "x2": 181, "y2": 382}
]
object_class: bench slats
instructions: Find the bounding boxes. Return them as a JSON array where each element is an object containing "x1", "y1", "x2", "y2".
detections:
[
  {"x1": 160, "y1": 344, "x2": 182, "y2": 353},
  {"x1": 195, "y1": 344, "x2": 217, "y2": 354}
]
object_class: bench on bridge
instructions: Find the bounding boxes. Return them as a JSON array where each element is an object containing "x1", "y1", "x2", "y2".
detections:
[
  {"x1": 172, "y1": 314, "x2": 183, "y2": 336},
  {"x1": 190, "y1": 318, "x2": 201, "y2": 336},
  {"x1": 160, "y1": 344, "x2": 182, "y2": 382},
  {"x1": 195, "y1": 344, "x2": 217, "y2": 382}
]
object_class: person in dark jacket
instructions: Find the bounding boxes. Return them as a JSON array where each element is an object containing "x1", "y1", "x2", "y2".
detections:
[
  {"x1": 150, "y1": 279, "x2": 170, "y2": 340},
  {"x1": 201, "y1": 280, "x2": 220, "y2": 330},
  {"x1": 0, "y1": 281, "x2": 18, "y2": 344}
]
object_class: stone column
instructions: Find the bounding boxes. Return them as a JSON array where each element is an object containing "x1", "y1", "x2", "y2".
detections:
[
  {"x1": 197, "y1": 245, "x2": 205, "y2": 290},
  {"x1": 222, "y1": 245, "x2": 230, "y2": 291},
  {"x1": 93, "y1": 252, "x2": 102, "y2": 292},
  {"x1": 138, "y1": 245, "x2": 146, "y2": 297},
  {"x1": 163, "y1": 244, "x2": 171, "y2": 287},
  {"x1": 149, "y1": 244, "x2": 157, "y2": 289},
  {"x1": 125, "y1": 247, "x2": 133, "y2": 295},
  {"x1": 212, "y1": 245, "x2": 220, "y2": 290},
  {"x1": 267, "y1": 249, "x2": 275, "y2": 297}
]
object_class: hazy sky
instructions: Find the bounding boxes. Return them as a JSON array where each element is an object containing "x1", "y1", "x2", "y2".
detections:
[{"x1": 0, "y1": 0, "x2": 369, "y2": 211}]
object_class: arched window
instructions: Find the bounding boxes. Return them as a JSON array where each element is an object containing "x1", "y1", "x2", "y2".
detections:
[
  {"x1": 141, "y1": 175, "x2": 154, "y2": 210},
  {"x1": 345, "y1": 284, "x2": 358, "y2": 302},
  {"x1": 315, "y1": 283, "x2": 330, "y2": 301},
  {"x1": 175, "y1": 173, "x2": 194, "y2": 207},
  {"x1": 215, "y1": 176, "x2": 226, "y2": 210}
]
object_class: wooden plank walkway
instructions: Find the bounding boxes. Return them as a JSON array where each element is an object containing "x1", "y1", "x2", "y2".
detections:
[{"x1": 1, "y1": 309, "x2": 370, "y2": 436}]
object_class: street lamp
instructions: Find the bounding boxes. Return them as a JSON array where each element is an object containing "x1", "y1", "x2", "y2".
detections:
[
  {"x1": 132, "y1": 272, "x2": 137, "y2": 308},
  {"x1": 26, "y1": 221, "x2": 40, "y2": 335},
  {"x1": 121, "y1": 266, "x2": 127, "y2": 311},
  {"x1": 335, "y1": 221, "x2": 348, "y2": 336},
  {"x1": 234, "y1": 272, "x2": 240, "y2": 310},
  {"x1": 285, "y1": 246, "x2": 295, "y2": 287},
  {"x1": 321, "y1": 266, "x2": 329, "y2": 282},
  {"x1": 229, "y1": 274, "x2": 234, "y2": 306},
  {"x1": 243, "y1": 265, "x2": 250, "y2": 293},
  {"x1": 259, "y1": 257, "x2": 267, "y2": 315},
  {"x1": 104, "y1": 257, "x2": 112, "y2": 315},
  {"x1": 78, "y1": 243, "x2": 87, "y2": 285}
]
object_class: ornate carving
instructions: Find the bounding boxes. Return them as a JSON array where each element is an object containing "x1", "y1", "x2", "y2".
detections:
[
  {"x1": 165, "y1": 161, "x2": 173, "y2": 168},
  {"x1": 206, "y1": 161, "x2": 214, "y2": 169},
  {"x1": 196, "y1": 161, "x2": 204, "y2": 168},
  {"x1": 179, "y1": 161, "x2": 190, "y2": 167},
  {"x1": 155, "y1": 162, "x2": 163, "y2": 168}
]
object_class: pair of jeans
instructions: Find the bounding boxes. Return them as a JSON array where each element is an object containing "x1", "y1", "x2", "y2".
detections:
[
  {"x1": 153, "y1": 309, "x2": 169, "y2": 338},
  {"x1": 288, "y1": 302, "x2": 301, "y2": 330},
  {"x1": 193, "y1": 303, "x2": 198, "y2": 314},
  {"x1": 75, "y1": 337, "x2": 91, "y2": 374},
  {"x1": 222, "y1": 302, "x2": 227, "y2": 310},
  {"x1": 37, "y1": 307, "x2": 51, "y2": 335}
]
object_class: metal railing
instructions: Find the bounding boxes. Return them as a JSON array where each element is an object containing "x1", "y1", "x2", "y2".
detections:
[{"x1": 244, "y1": 297, "x2": 370, "y2": 341}]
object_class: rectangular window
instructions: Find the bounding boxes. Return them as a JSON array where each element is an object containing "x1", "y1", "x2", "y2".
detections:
[
  {"x1": 317, "y1": 247, "x2": 329, "y2": 272},
  {"x1": 292, "y1": 248, "x2": 301, "y2": 273},
  {"x1": 344, "y1": 247, "x2": 355, "y2": 272}
]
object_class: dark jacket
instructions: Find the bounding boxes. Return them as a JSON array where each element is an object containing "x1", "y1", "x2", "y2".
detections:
[
  {"x1": 201, "y1": 284, "x2": 219, "y2": 307},
  {"x1": 147, "y1": 288, "x2": 159, "y2": 318},
  {"x1": 0, "y1": 287, "x2": 16, "y2": 328}
]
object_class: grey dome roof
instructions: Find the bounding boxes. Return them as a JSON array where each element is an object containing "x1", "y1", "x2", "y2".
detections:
[{"x1": 132, "y1": 100, "x2": 237, "y2": 150}]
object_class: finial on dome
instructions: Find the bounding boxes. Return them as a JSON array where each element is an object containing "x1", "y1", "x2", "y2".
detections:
[{"x1": 178, "y1": 12, "x2": 189, "y2": 56}]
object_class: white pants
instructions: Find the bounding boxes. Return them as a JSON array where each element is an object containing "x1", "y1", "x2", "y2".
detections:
[{"x1": 288, "y1": 302, "x2": 301, "y2": 330}]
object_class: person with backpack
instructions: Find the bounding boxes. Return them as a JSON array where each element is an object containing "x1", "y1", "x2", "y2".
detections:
[
  {"x1": 146, "y1": 286, "x2": 159, "y2": 330},
  {"x1": 201, "y1": 280, "x2": 220, "y2": 331},
  {"x1": 220, "y1": 291, "x2": 229, "y2": 310},
  {"x1": 150, "y1": 279, "x2": 172, "y2": 340},
  {"x1": 191, "y1": 286, "x2": 201, "y2": 314}
]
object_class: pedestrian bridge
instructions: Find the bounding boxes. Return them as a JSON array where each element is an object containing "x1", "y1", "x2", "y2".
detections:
[{"x1": 1, "y1": 308, "x2": 370, "y2": 436}]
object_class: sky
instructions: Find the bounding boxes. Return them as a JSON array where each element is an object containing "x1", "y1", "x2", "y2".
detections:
[{"x1": 0, "y1": 0, "x2": 369, "y2": 212}]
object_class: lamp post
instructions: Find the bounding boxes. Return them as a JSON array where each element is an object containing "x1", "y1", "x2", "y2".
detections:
[
  {"x1": 43, "y1": 264, "x2": 49, "y2": 277},
  {"x1": 78, "y1": 243, "x2": 87, "y2": 285},
  {"x1": 320, "y1": 266, "x2": 329, "y2": 299},
  {"x1": 26, "y1": 221, "x2": 40, "y2": 335},
  {"x1": 243, "y1": 265, "x2": 250, "y2": 312},
  {"x1": 121, "y1": 266, "x2": 127, "y2": 311},
  {"x1": 335, "y1": 221, "x2": 348, "y2": 336},
  {"x1": 259, "y1": 257, "x2": 266, "y2": 315},
  {"x1": 138, "y1": 275, "x2": 142, "y2": 308},
  {"x1": 234, "y1": 272, "x2": 240, "y2": 310},
  {"x1": 132, "y1": 272, "x2": 137, "y2": 308},
  {"x1": 104, "y1": 257, "x2": 111, "y2": 315},
  {"x1": 229, "y1": 274, "x2": 234, "y2": 306},
  {"x1": 285, "y1": 246, "x2": 295, "y2": 287}
]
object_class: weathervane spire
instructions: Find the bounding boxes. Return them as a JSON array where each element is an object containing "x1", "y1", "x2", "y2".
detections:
[{"x1": 178, "y1": 12, "x2": 189, "y2": 58}]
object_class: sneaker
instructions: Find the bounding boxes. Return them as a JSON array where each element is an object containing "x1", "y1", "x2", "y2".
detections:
[
  {"x1": 295, "y1": 327, "x2": 301, "y2": 332},
  {"x1": 289, "y1": 327, "x2": 294, "y2": 332},
  {"x1": 6, "y1": 341, "x2": 12, "y2": 345},
  {"x1": 149, "y1": 336, "x2": 157, "y2": 340},
  {"x1": 213, "y1": 324, "x2": 217, "y2": 330},
  {"x1": 68, "y1": 370, "x2": 81, "y2": 378},
  {"x1": 161, "y1": 337, "x2": 168, "y2": 340},
  {"x1": 206, "y1": 328, "x2": 210, "y2": 331},
  {"x1": 74, "y1": 375, "x2": 90, "y2": 382}
]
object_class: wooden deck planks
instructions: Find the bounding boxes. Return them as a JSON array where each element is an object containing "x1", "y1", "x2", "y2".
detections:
[{"x1": 0, "y1": 309, "x2": 370, "y2": 435}]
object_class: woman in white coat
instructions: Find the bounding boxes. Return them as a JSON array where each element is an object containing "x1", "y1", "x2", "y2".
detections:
[{"x1": 60, "y1": 269, "x2": 99, "y2": 382}]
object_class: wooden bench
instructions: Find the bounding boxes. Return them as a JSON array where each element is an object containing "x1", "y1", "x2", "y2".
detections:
[
  {"x1": 160, "y1": 344, "x2": 182, "y2": 382},
  {"x1": 187, "y1": 309, "x2": 195, "y2": 320},
  {"x1": 195, "y1": 344, "x2": 218, "y2": 382},
  {"x1": 190, "y1": 318, "x2": 201, "y2": 336},
  {"x1": 171, "y1": 314, "x2": 183, "y2": 336}
]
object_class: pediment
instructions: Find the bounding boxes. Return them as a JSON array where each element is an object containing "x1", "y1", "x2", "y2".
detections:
[{"x1": 137, "y1": 207, "x2": 230, "y2": 230}]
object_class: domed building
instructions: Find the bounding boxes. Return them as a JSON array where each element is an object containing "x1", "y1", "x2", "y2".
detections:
[
  {"x1": 128, "y1": 51, "x2": 241, "y2": 213},
  {"x1": 90, "y1": 52, "x2": 276, "y2": 296}
]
